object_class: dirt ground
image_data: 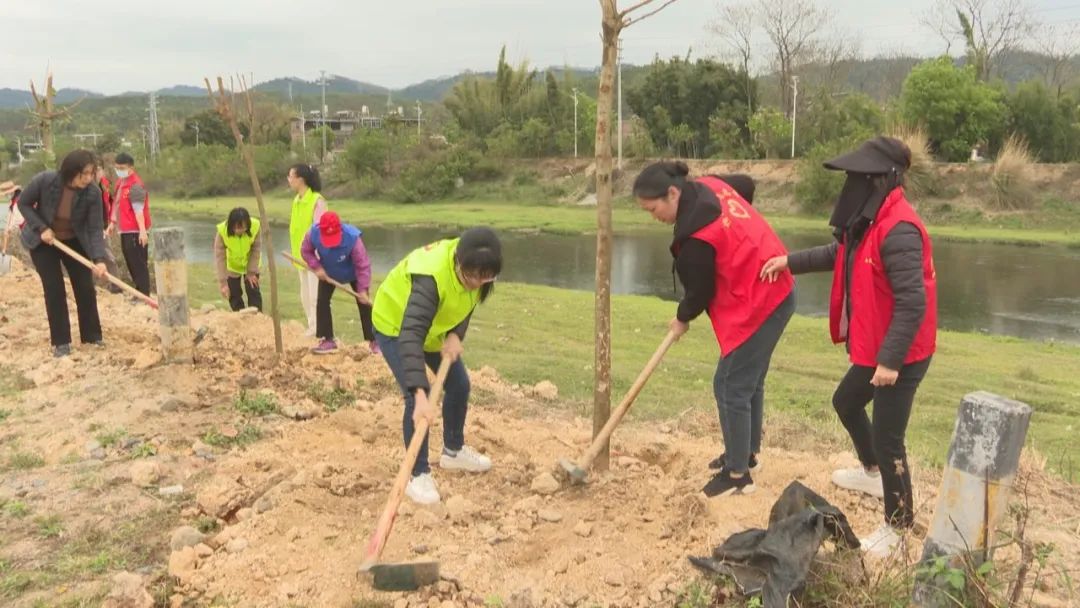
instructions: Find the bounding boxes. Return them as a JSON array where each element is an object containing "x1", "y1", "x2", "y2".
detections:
[{"x1": 1, "y1": 258, "x2": 1077, "y2": 608}]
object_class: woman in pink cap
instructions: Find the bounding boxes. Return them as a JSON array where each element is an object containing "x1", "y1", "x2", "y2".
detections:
[{"x1": 300, "y1": 211, "x2": 376, "y2": 354}]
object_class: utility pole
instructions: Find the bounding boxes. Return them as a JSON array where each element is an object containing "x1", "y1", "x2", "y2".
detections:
[
  {"x1": 147, "y1": 92, "x2": 161, "y2": 164},
  {"x1": 299, "y1": 105, "x2": 307, "y2": 151},
  {"x1": 617, "y1": 38, "x2": 623, "y2": 170},
  {"x1": 288, "y1": 80, "x2": 293, "y2": 104},
  {"x1": 320, "y1": 70, "x2": 328, "y2": 160},
  {"x1": 572, "y1": 87, "x2": 579, "y2": 158},
  {"x1": 192, "y1": 122, "x2": 200, "y2": 150},
  {"x1": 415, "y1": 100, "x2": 422, "y2": 139},
  {"x1": 790, "y1": 76, "x2": 798, "y2": 159}
]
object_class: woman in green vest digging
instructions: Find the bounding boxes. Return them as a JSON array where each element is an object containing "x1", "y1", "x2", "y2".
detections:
[
  {"x1": 287, "y1": 164, "x2": 328, "y2": 336},
  {"x1": 372, "y1": 227, "x2": 503, "y2": 505},
  {"x1": 214, "y1": 207, "x2": 263, "y2": 311}
]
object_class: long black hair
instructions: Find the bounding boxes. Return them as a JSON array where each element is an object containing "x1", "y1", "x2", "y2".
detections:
[
  {"x1": 59, "y1": 149, "x2": 97, "y2": 185},
  {"x1": 456, "y1": 226, "x2": 502, "y2": 302},
  {"x1": 632, "y1": 160, "x2": 690, "y2": 199},
  {"x1": 226, "y1": 207, "x2": 252, "y2": 236},
  {"x1": 290, "y1": 163, "x2": 322, "y2": 192}
]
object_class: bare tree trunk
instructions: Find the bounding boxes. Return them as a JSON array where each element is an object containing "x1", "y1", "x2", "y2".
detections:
[
  {"x1": 206, "y1": 77, "x2": 285, "y2": 357},
  {"x1": 592, "y1": 0, "x2": 679, "y2": 471},
  {"x1": 29, "y1": 70, "x2": 84, "y2": 162},
  {"x1": 593, "y1": 0, "x2": 620, "y2": 473}
]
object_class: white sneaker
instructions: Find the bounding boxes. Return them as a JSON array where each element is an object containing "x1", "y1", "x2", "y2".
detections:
[
  {"x1": 439, "y1": 446, "x2": 492, "y2": 473},
  {"x1": 405, "y1": 473, "x2": 441, "y2": 505},
  {"x1": 861, "y1": 525, "x2": 902, "y2": 558},
  {"x1": 832, "y1": 467, "x2": 885, "y2": 499}
]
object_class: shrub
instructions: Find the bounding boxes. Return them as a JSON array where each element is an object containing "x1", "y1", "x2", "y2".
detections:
[
  {"x1": 795, "y1": 136, "x2": 865, "y2": 214},
  {"x1": 888, "y1": 123, "x2": 938, "y2": 198},
  {"x1": 990, "y1": 135, "x2": 1036, "y2": 211}
]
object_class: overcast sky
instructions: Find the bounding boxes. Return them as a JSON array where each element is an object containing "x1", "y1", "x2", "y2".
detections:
[{"x1": 5, "y1": 0, "x2": 1080, "y2": 94}]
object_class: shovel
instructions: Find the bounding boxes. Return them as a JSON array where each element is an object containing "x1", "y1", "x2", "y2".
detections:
[
  {"x1": 282, "y1": 251, "x2": 371, "y2": 305},
  {"x1": 557, "y1": 329, "x2": 680, "y2": 484},
  {"x1": 357, "y1": 357, "x2": 451, "y2": 589},
  {"x1": 51, "y1": 239, "x2": 159, "y2": 309},
  {"x1": 0, "y1": 211, "x2": 13, "y2": 276}
]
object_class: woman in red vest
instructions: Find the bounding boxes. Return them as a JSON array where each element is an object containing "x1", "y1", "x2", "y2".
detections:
[
  {"x1": 761, "y1": 136, "x2": 937, "y2": 558},
  {"x1": 634, "y1": 161, "x2": 795, "y2": 498},
  {"x1": 110, "y1": 152, "x2": 152, "y2": 296},
  {"x1": 94, "y1": 165, "x2": 122, "y2": 292}
]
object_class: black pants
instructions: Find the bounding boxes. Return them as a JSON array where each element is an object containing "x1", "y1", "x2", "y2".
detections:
[
  {"x1": 227, "y1": 275, "x2": 263, "y2": 312},
  {"x1": 832, "y1": 357, "x2": 932, "y2": 529},
  {"x1": 315, "y1": 280, "x2": 374, "y2": 341},
  {"x1": 29, "y1": 239, "x2": 102, "y2": 347},
  {"x1": 713, "y1": 290, "x2": 796, "y2": 473},
  {"x1": 120, "y1": 233, "x2": 150, "y2": 296}
]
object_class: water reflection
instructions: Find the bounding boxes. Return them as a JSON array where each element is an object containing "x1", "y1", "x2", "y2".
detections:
[{"x1": 158, "y1": 219, "x2": 1080, "y2": 344}]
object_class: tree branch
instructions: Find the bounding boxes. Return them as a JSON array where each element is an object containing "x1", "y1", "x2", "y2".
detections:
[
  {"x1": 623, "y1": 0, "x2": 679, "y2": 28},
  {"x1": 619, "y1": 0, "x2": 659, "y2": 19}
]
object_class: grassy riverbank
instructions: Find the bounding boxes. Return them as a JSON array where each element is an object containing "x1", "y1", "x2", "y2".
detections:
[{"x1": 186, "y1": 263, "x2": 1080, "y2": 478}]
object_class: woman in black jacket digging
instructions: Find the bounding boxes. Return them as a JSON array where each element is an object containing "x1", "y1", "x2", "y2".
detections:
[{"x1": 17, "y1": 149, "x2": 110, "y2": 357}]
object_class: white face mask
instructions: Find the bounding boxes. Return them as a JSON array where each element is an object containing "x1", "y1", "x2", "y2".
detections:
[{"x1": 115, "y1": 169, "x2": 130, "y2": 179}]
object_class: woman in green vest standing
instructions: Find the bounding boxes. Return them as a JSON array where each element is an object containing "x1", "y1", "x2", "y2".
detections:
[
  {"x1": 214, "y1": 207, "x2": 263, "y2": 311},
  {"x1": 372, "y1": 227, "x2": 503, "y2": 505},
  {"x1": 287, "y1": 164, "x2": 327, "y2": 336}
]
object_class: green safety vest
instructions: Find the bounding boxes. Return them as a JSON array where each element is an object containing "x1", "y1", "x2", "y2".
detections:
[
  {"x1": 216, "y1": 217, "x2": 261, "y2": 275},
  {"x1": 373, "y1": 238, "x2": 479, "y2": 352},
  {"x1": 289, "y1": 188, "x2": 321, "y2": 268}
]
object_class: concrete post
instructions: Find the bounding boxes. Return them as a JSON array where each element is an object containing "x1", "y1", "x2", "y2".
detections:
[
  {"x1": 912, "y1": 391, "x2": 1033, "y2": 607},
  {"x1": 152, "y1": 228, "x2": 193, "y2": 364}
]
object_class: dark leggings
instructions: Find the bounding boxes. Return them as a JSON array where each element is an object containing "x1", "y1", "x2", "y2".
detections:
[
  {"x1": 29, "y1": 239, "x2": 102, "y2": 347},
  {"x1": 832, "y1": 357, "x2": 931, "y2": 529},
  {"x1": 315, "y1": 280, "x2": 374, "y2": 341},
  {"x1": 120, "y1": 233, "x2": 150, "y2": 295}
]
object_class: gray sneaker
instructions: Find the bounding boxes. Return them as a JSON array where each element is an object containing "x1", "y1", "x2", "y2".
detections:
[{"x1": 53, "y1": 344, "x2": 72, "y2": 358}]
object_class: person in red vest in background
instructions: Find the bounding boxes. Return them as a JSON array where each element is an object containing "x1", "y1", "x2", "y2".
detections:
[
  {"x1": 110, "y1": 152, "x2": 152, "y2": 295},
  {"x1": 761, "y1": 136, "x2": 937, "y2": 558},
  {"x1": 95, "y1": 165, "x2": 122, "y2": 292},
  {"x1": 633, "y1": 161, "x2": 795, "y2": 499}
]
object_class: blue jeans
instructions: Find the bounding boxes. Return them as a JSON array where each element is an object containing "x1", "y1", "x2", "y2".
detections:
[
  {"x1": 374, "y1": 330, "x2": 470, "y2": 476},
  {"x1": 713, "y1": 290, "x2": 796, "y2": 473}
]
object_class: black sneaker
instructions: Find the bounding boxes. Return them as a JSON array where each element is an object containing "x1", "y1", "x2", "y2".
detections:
[
  {"x1": 53, "y1": 344, "x2": 72, "y2": 358},
  {"x1": 708, "y1": 452, "x2": 760, "y2": 472},
  {"x1": 702, "y1": 468, "x2": 756, "y2": 497}
]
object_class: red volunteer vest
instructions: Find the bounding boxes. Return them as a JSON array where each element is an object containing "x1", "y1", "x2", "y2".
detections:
[
  {"x1": 828, "y1": 187, "x2": 937, "y2": 366},
  {"x1": 115, "y1": 172, "x2": 152, "y2": 232},
  {"x1": 680, "y1": 176, "x2": 794, "y2": 354},
  {"x1": 98, "y1": 177, "x2": 112, "y2": 225}
]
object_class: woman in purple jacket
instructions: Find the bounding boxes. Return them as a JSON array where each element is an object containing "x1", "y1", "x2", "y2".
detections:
[{"x1": 300, "y1": 211, "x2": 376, "y2": 354}]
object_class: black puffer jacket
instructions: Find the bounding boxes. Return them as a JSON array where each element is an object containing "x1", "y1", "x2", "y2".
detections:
[
  {"x1": 787, "y1": 195, "x2": 927, "y2": 370},
  {"x1": 398, "y1": 275, "x2": 472, "y2": 393},
  {"x1": 17, "y1": 171, "x2": 107, "y2": 261}
]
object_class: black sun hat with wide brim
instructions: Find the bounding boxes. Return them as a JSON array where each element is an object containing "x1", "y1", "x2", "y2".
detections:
[{"x1": 823, "y1": 136, "x2": 910, "y2": 175}]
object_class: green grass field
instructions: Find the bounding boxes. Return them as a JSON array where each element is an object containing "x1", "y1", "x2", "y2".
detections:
[{"x1": 187, "y1": 264, "x2": 1080, "y2": 479}]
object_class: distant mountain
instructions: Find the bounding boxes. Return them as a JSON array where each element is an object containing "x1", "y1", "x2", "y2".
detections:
[
  {"x1": 0, "y1": 87, "x2": 102, "y2": 108},
  {"x1": 3, "y1": 49, "x2": 1072, "y2": 113},
  {"x1": 255, "y1": 75, "x2": 389, "y2": 97},
  {"x1": 396, "y1": 72, "x2": 485, "y2": 102},
  {"x1": 397, "y1": 66, "x2": 604, "y2": 101},
  {"x1": 156, "y1": 85, "x2": 207, "y2": 97}
]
